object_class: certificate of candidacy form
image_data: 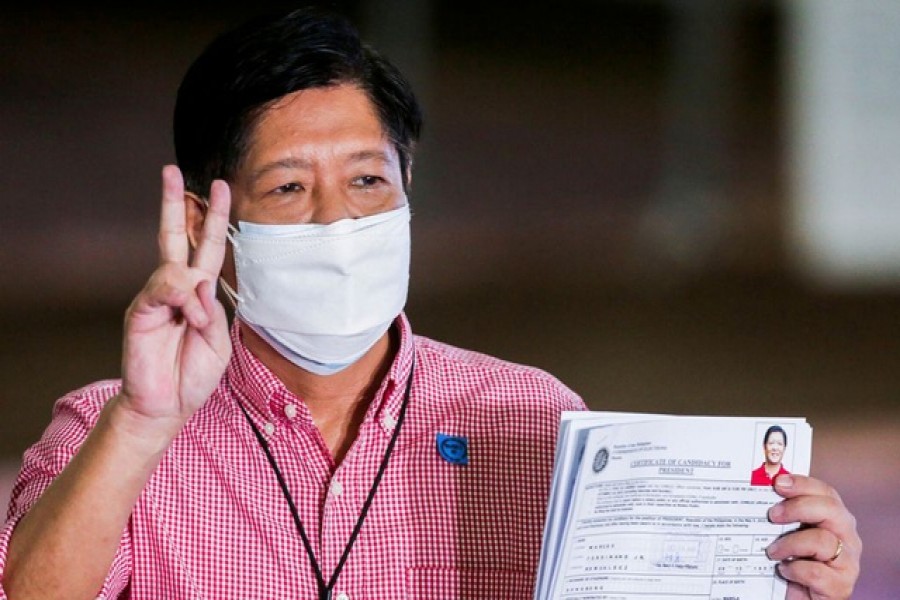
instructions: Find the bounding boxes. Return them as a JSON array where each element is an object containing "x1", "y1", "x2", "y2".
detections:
[{"x1": 536, "y1": 414, "x2": 811, "y2": 600}]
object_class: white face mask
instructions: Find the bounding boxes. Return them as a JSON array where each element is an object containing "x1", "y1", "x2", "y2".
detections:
[{"x1": 221, "y1": 204, "x2": 411, "y2": 375}]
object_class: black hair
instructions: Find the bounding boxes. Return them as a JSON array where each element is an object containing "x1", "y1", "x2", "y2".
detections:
[
  {"x1": 763, "y1": 425, "x2": 787, "y2": 446},
  {"x1": 173, "y1": 6, "x2": 422, "y2": 196}
]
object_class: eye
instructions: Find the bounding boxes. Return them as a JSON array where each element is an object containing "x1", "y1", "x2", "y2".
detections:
[
  {"x1": 273, "y1": 182, "x2": 304, "y2": 194},
  {"x1": 351, "y1": 175, "x2": 385, "y2": 188}
]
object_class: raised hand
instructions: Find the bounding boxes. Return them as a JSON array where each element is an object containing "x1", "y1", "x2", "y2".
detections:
[
  {"x1": 117, "y1": 165, "x2": 232, "y2": 437},
  {"x1": 766, "y1": 474, "x2": 861, "y2": 600}
]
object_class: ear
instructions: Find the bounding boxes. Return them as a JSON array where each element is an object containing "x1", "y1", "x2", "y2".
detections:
[{"x1": 184, "y1": 191, "x2": 207, "y2": 251}]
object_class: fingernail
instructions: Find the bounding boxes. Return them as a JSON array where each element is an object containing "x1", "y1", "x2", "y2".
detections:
[
  {"x1": 775, "y1": 474, "x2": 793, "y2": 489},
  {"x1": 767, "y1": 504, "x2": 783, "y2": 522},
  {"x1": 765, "y1": 540, "x2": 780, "y2": 559}
]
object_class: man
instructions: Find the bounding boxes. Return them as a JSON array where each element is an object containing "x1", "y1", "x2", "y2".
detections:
[
  {"x1": 751, "y1": 424, "x2": 790, "y2": 486},
  {"x1": 0, "y1": 7, "x2": 860, "y2": 599}
]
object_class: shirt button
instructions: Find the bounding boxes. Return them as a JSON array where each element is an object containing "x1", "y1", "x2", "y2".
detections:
[
  {"x1": 330, "y1": 479, "x2": 343, "y2": 497},
  {"x1": 284, "y1": 403, "x2": 298, "y2": 419},
  {"x1": 263, "y1": 422, "x2": 275, "y2": 435},
  {"x1": 382, "y1": 413, "x2": 397, "y2": 430},
  {"x1": 336, "y1": 593, "x2": 350, "y2": 600}
]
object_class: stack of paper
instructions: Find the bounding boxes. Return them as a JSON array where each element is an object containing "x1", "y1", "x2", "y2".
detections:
[{"x1": 534, "y1": 412, "x2": 812, "y2": 600}]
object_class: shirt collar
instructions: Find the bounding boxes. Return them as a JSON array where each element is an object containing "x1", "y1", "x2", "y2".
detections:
[{"x1": 224, "y1": 313, "x2": 416, "y2": 436}]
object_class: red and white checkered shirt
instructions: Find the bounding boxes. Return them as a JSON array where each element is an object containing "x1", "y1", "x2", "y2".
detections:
[{"x1": 0, "y1": 314, "x2": 584, "y2": 599}]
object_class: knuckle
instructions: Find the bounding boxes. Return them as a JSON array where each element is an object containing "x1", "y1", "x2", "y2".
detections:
[
  {"x1": 150, "y1": 264, "x2": 175, "y2": 285},
  {"x1": 815, "y1": 494, "x2": 839, "y2": 517},
  {"x1": 826, "y1": 483, "x2": 843, "y2": 503},
  {"x1": 846, "y1": 559, "x2": 861, "y2": 579},
  {"x1": 777, "y1": 560, "x2": 798, "y2": 583},
  {"x1": 835, "y1": 571, "x2": 856, "y2": 600},
  {"x1": 149, "y1": 267, "x2": 190, "y2": 297},
  {"x1": 802, "y1": 561, "x2": 829, "y2": 589},
  {"x1": 815, "y1": 527, "x2": 834, "y2": 548},
  {"x1": 790, "y1": 493, "x2": 837, "y2": 521},
  {"x1": 158, "y1": 228, "x2": 186, "y2": 244},
  {"x1": 200, "y1": 231, "x2": 227, "y2": 245},
  {"x1": 779, "y1": 496, "x2": 803, "y2": 519}
]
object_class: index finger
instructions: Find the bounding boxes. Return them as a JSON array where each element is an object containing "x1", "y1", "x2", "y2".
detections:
[
  {"x1": 770, "y1": 474, "x2": 859, "y2": 542},
  {"x1": 192, "y1": 178, "x2": 232, "y2": 277},
  {"x1": 773, "y1": 474, "x2": 844, "y2": 504},
  {"x1": 158, "y1": 165, "x2": 189, "y2": 264}
]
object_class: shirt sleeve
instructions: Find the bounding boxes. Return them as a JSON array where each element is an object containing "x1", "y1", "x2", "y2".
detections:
[
  {"x1": 0, "y1": 381, "x2": 132, "y2": 599},
  {"x1": 563, "y1": 388, "x2": 588, "y2": 412}
]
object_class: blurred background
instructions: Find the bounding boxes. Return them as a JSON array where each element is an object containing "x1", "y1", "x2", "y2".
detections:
[{"x1": 1, "y1": 0, "x2": 897, "y2": 596}]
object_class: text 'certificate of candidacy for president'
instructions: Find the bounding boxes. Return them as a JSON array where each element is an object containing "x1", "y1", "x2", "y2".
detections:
[{"x1": 546, "y1": 415, "x2": 811, "y2": 600}]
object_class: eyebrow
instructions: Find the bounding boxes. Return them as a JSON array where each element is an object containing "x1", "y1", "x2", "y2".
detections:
[
  {"x1": 247, "y1": 150, "x2": 395, "y2": 186},
  {"x1": 346, "y1": 149, "x2": 394, "y2": 165},
  {"x1": 247, "y1": 157, "x2": 313, "y2": 186}
]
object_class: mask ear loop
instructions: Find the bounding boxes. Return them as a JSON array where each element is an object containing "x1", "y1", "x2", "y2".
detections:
[
  {"x1": 218, "y1": 275, "x2": 241, "y2": 311},
  {"x1": 197, "y1": 196, "x2": 243, "y2": 310}
]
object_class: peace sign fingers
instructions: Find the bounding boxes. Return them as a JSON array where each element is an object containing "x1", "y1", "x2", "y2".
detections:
[{"x1": 119, "y1": 165, "x2": 234, "y2": 433}]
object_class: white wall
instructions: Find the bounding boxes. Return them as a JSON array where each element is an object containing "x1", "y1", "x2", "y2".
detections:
[{"x1": 785, "y1": 0, "x2": 900, "y2": 288}]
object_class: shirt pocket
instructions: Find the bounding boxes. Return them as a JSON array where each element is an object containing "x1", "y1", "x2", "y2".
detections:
[{"x1": 406, "y1": 567, "x2": 534, "y2": 599}]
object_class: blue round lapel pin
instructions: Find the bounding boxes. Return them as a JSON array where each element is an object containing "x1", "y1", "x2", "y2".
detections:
[{"x1": 436, "y1": 433, "x2": 469, "y2": 466}]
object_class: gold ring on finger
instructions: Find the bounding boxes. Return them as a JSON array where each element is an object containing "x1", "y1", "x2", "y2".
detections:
[{"x1": 826, "y1": 537, "x2": 844, "y2": 564}]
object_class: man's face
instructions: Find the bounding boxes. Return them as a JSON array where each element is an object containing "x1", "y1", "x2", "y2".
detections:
[
  {"x1": 764, "y1": 431, "x2": 786, "y2": 465},
  {"x1": 219, "y1": 83, "x2": 407, "y2": 287}
]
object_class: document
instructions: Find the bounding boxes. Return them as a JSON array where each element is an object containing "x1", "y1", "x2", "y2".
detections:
[{"x1": 535, "y1": 413, "x2": 812, "y2": 600}]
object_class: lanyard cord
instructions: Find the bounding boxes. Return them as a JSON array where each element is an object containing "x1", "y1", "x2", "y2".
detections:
[{"x1": 237, "y1": 355, "x2": 415, "y2": 600}]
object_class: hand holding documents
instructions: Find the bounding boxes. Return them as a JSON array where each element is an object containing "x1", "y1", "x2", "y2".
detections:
[{"x1": 535, "y1": 412, "x2": 812, "y2": 600}]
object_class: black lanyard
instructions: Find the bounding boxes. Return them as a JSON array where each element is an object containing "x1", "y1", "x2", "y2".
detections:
[{"x1": 237, "y1": 357, "x2": 414, "y2": 600}]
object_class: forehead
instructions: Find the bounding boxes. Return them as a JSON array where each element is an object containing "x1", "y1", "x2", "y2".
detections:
[{"x1": 241, "y1": 84, "x2": 394, "y2": 167}]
